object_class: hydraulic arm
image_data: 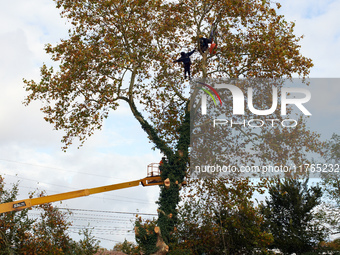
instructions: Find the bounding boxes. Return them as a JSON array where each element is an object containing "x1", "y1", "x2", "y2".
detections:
[{"x1": 0, "y1": 176, "x2": 162, "y2": 214}]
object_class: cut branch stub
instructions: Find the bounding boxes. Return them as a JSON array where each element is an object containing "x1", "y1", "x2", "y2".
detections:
[
  {"x1": 152, "y1": 226, "x2": 169, "y2": 255},
  {"x1": 164, "y1": 178, "x2": 170, "y2": 189}
]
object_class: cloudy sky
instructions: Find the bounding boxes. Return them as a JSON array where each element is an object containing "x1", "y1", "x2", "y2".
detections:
[{"x1": 0, "y1": 0, "x2": 339, "y2": 249}]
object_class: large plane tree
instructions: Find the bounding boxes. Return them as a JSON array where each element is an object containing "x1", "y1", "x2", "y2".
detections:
[{"x1": 24, "y1": 0, "x2": 318, "y2": 253}]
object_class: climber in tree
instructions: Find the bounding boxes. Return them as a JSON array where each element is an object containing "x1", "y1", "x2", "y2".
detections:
[
  {"x1": 199, "y1": 34, "x2": 212, "y2": 53},
  {"x1": 173, "y1": 49, "x2": 196, "y2": 80},
  {"x1": 159, "y1": 156, "x2": 166, "y2": 175},
  {"x1": 199, "y1": 22, "x2": 218, "y2": 53}
]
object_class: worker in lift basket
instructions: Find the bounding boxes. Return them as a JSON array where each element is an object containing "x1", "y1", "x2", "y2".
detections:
[{"x1": 159, "y1": 157, "x2": 166, "y2": 175}]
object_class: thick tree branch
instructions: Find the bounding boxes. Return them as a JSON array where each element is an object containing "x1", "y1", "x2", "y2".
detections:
[{"x1": 120, "y1": 69, "x2": 174, "y2": 157}]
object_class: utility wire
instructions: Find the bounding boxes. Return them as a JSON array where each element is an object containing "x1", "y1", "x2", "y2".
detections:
[
  {"x1": 0, "y1": 158, "x2": 126, "y2": 181},
  {"x1": 4, "y1": 174, "x2": 155, "y2": 204},
  {"x1": 57, "y1": 207, "x2": 158, "y2": 216},
  {"x1": 14, "y1": 184, "x2": 152, "y2": 204}
]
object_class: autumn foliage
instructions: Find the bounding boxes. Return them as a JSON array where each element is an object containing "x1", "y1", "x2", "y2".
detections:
[
  {"x1": 0, "y1": 176, "x2": 99, "y2": 254},
  {"x1": 22, "y1": 0, "x2": 318, "y2": 253},
  {"x1": 172, "y1": 178, "x2": 273, "y2": 254}
]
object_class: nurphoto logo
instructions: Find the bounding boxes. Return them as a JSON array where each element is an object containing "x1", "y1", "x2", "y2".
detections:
[{"x1": 200, "y1": 83, "x2": 311, "y2": 116}]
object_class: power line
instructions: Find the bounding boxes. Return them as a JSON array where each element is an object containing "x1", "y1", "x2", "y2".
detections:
[
  {"x1": 14, "y1": 184, "x2": 153, "y2": 205},
  {"x1": 4, "y1": 173, "x2": 77, "y2": 190},
  {"x1": 82, "y1": 235, "x2": 122, "y2": 243},
  {"x1": 57, "y1": 207, "x2": 158, "y2": 216},
  {"x1": 27, "y1": 211, "x2": 135, "y2": 222},
  {"x1": 3, "y1": 174, "x2": 155, "y2": 204},
  {"x1": 0, "y1": 158, "x2": 126, "y2": 181},
  {"x1": 68, "y1": 230, "x2": 133, "y2": 237}
]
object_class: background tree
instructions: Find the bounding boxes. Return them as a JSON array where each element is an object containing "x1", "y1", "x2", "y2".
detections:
[
  {"x1": 74, "y1": 228, "x2": 101, "y2": 255},
  {"x1": 0, "y1": 176, "x2": 99, "y2": 254},
  {"x1": 319, "y1": 238, "x2": 340, "y2": 254},
  {"x1": 113, "y1": 239, "x2": 140, "y2": 255},
  {"x1": 261, "y1": 178, "x2": 326, "y2": 255},
  {"x1": 172, "y1": 178, "x2": 273, "y2": 254},
  {"x1": 23, "y1": 0, "x2": 317, "y2": 253},
  {"x1": 312, "y1": 202, "x2": 340, "y2": 250},
  {"x1": 322, "y1": 133, "x2": 340, "y2": 206},
  {"x1": 317, "y1": 133, "x2": 340, "y2": 241},
  {"x1": 135, "y1": 217, "x2": 158, "y2": 254},
  {"x1": 26, "y1": 203, "x2": 75, "y2": 254},
  {"x1": 0, "y1": 176, "x2": 34, "y2": 254}
]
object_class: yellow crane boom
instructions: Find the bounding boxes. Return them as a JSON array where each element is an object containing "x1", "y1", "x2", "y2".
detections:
[{"x1": 0, "y1": 176, "x2": 162, "y2": 214}]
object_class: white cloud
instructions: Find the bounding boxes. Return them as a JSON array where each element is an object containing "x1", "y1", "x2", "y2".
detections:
[{"x1": 278, "y1": 0, "x2": 340, "y2": 77}]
